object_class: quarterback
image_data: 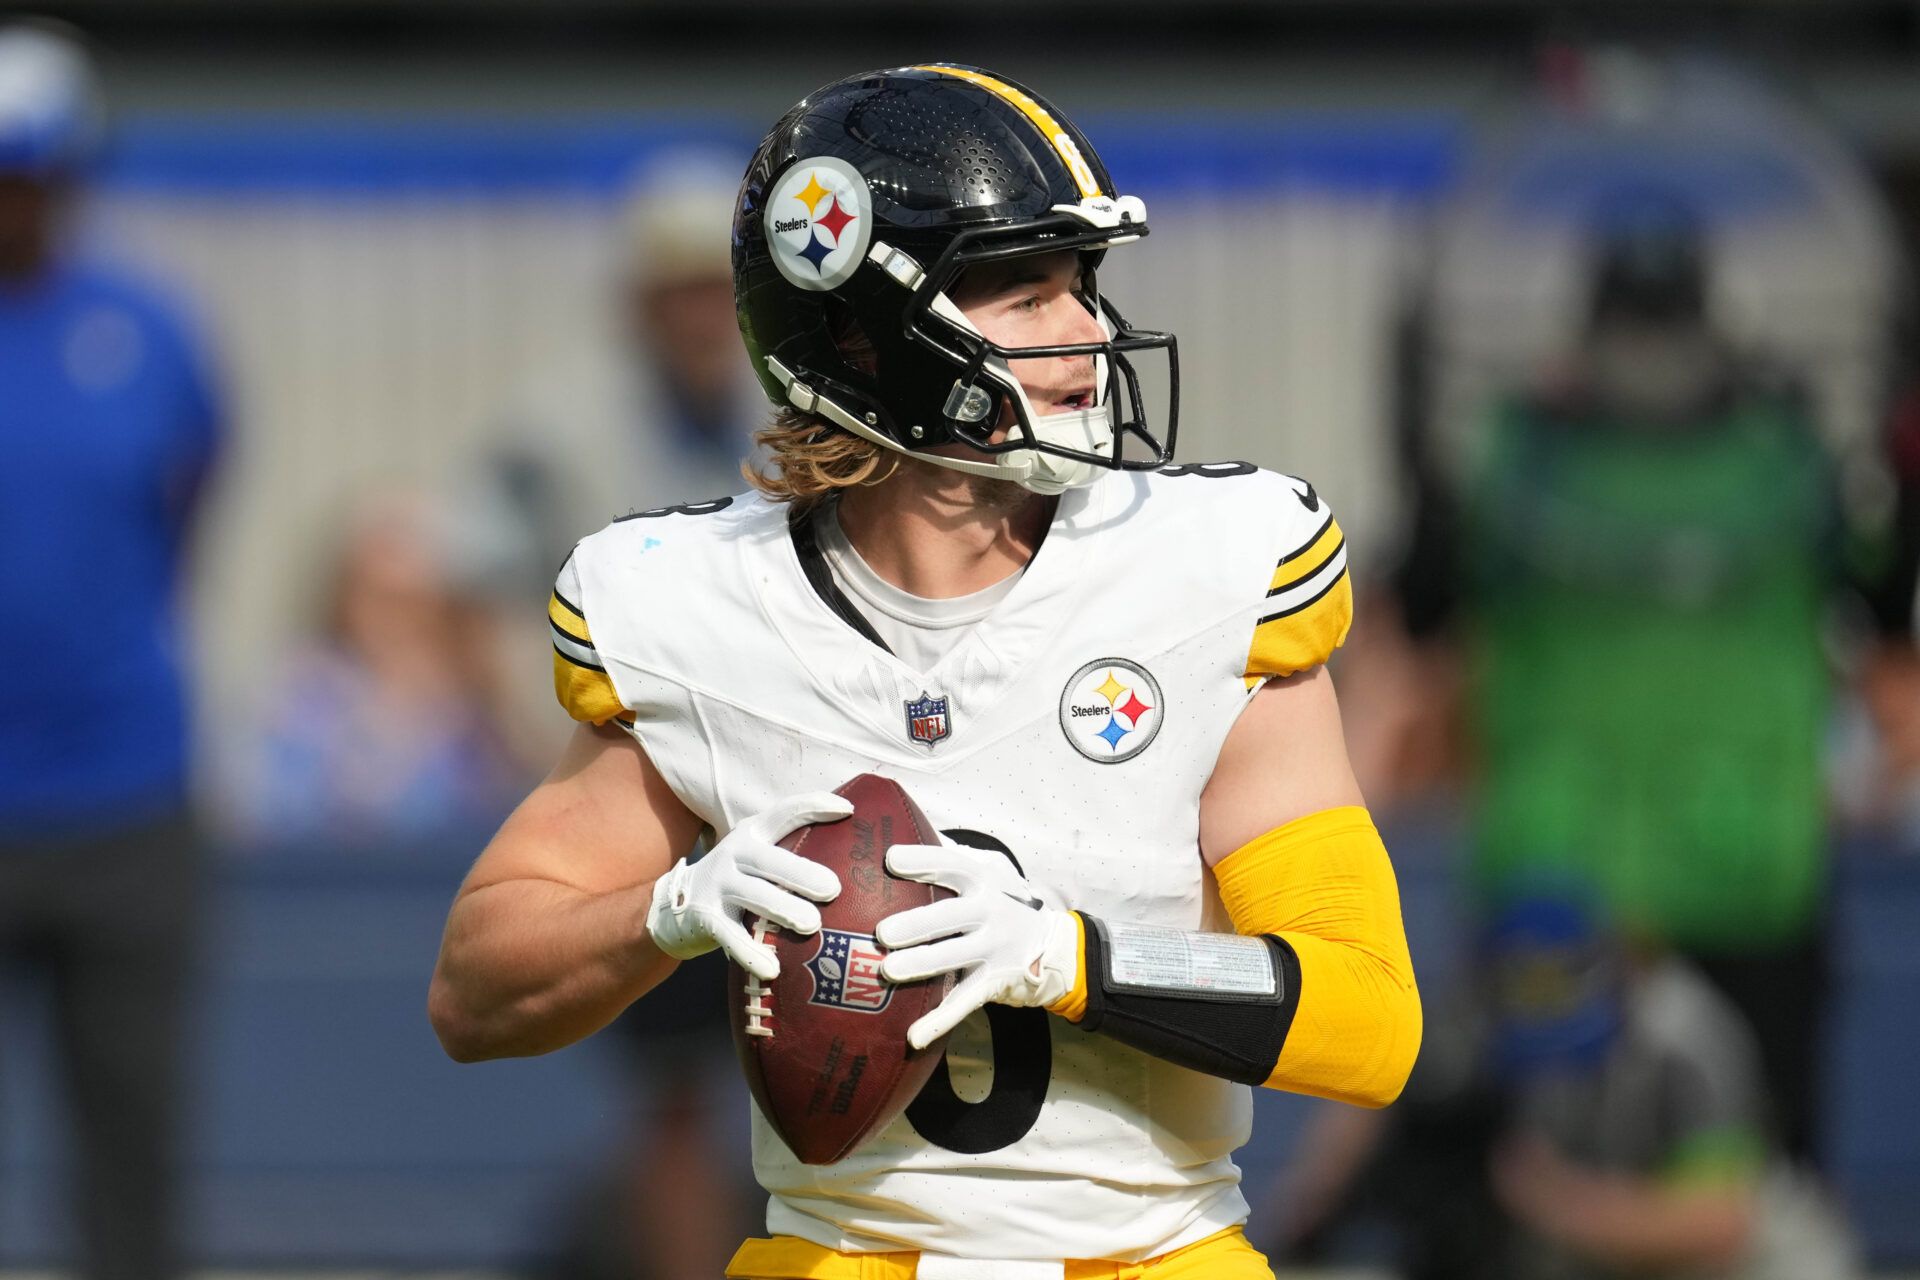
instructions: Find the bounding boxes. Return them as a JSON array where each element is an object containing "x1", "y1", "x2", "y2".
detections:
[{"x1": 430, "y1": 64, "x2": 1421, "y2": 1279}]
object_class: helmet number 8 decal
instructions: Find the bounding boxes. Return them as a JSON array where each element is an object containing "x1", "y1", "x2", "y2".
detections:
[{"x1": 1052, "y1": 133, "x2": 1099, "y2": 197}]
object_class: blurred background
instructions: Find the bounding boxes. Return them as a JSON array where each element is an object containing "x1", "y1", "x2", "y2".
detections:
[{"x1": 3, "y1": 1, "x2": 1920, "y2": 1277}]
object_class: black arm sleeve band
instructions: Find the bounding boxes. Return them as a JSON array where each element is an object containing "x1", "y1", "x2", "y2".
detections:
[{"x1": 1074, "y1": 913, "x2": 1304, "y2": 1086}]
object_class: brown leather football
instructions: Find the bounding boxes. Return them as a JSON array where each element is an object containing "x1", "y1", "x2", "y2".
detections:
[{"x1": 728, "y1": 773, "x2": 954, "y2": 1165}]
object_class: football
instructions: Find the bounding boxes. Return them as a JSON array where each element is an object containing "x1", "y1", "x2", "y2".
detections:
[{"x1": 728, "y1": 773, "x2": 954, "y2": 1165}]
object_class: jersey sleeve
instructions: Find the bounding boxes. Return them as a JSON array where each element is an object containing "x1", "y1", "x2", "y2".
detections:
[
  {"x1": 550, "y1": 553, "x2": 630, "y2": 725},
  {"x1": 1244, "y1": 476, "x2": 1353, "y2": 680}
]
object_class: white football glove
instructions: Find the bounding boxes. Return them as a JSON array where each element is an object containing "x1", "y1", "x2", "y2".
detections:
[
  {"x1": 876, "y1": 842, "x2": 1080, "y2": 1050},
  {"x1": 644, "y1": 792, "x2": 851, "y2": 980}
]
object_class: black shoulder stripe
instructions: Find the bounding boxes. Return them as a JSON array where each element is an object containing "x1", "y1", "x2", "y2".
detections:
[
  {"x1": 552, "y1": 644, "x2": 607, "y2": 673},
  {"x1": 1275, "y1": 510, "x2": 1336, "y2": 567},
  {"x1": 550, "y1": 617, "x2": 594, "y2": 649},
  {"x1": 552, "y1": 586, "x2": 586, "y2": 619},
  {"x1": 1256, "y1": 564, "x2": 1349, "y2": 625},
  {"x1": 1267, "y1": 535, "x2": 1344, "y2": 597}
]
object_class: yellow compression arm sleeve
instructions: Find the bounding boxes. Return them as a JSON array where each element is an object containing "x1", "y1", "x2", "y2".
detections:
[
  {"x1": 1212, "y1": 806, "x2": 1421, "y2": 1107},
  {"x1": 1042, "y1": 807, "x2": 1421, "y2": 1106}
]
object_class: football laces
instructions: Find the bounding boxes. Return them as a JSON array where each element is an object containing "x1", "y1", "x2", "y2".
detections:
[{"x1": 742, "y1": 917, "x2": 775, "y2": 1038}]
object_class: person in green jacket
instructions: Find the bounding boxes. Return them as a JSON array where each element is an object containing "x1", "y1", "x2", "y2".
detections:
[{"x1": 1396, "y1": 193, "x2": 1870, "y2": 1167}]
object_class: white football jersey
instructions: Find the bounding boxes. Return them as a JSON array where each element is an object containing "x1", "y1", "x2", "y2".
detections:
[{"x1": 549, "y1": 462, "x2": 1352, "y2": 1262}]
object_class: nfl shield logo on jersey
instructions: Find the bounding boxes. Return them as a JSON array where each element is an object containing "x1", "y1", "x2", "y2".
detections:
[
  {"x1": 807, "y1": 929, "x2": 893, "y2": 1013},
  {"x1": 904, "y1": 691, "x2": 952, "y2": 749}
]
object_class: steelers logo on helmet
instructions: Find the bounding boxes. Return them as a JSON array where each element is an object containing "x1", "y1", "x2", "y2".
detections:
[
  {"x1": 1058, "y1": 658, "x2": 1164, "y2": 763},
  {"x1": 766, "y1": 155, "x2": 874, "y2": 292}
]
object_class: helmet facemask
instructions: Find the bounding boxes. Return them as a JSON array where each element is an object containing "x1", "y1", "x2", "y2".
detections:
[
  {"x1": 888, "y1": 210, "x2": 1180, "y2": 494},
  {"x1": 764, "y1": 206, "x2": 1179, "y2": 496}
]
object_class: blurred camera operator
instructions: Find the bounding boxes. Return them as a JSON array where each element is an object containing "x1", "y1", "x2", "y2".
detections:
[
  {"x1": 0, "y1": 21, "x2": 223, "y2": 1280},
  {"x1": 1393, "y1": 193, "x2": 1857, "y2": 1169}
]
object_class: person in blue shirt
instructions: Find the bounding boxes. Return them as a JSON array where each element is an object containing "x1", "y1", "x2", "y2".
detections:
[{"x1": 0, "y1": 22, "x2": 222, "y2": 1280}]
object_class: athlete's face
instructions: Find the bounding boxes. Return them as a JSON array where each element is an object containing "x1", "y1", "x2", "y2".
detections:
[{"x1": 949, "y1": 249, "x2": 1103, "y2": 428}]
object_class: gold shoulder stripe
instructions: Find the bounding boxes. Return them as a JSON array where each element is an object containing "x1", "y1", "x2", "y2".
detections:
[
  {"x1": 1247, "y1": 567, "x2": 1353, "y2": 679},
  {"x1": 1263, "y1": 562, "x2": 1349, "y2": 623},
  {"x1": 554, "y1": 650, "x2": 625, "y2": 725},
  {"x1": 548, "y1": 592, "x2": 592, "y2": 647},
  {"x1": 1269, "y1": 513, "x2": 1343, "y2": 595},
  {"x1": 909, "y1": 64, "x2": 1102, "y2": 197}
]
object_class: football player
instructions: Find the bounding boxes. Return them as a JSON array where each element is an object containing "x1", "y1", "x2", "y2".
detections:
[{"x1": 430, "y1": 64, "x2": 1421, "y2": 1279}]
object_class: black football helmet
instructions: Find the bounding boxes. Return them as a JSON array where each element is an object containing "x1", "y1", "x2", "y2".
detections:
[{"x1": 732, "y1": 63, "x2": 1178, "y2": 494}]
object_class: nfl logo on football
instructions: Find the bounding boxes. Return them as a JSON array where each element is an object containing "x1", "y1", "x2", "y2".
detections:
[
  {"x1": 903, "y1": 691, "x2": 952, "y2": 749},
  {"x1": 807, "y1": 929, "x2": 893, "y2": 1013}
]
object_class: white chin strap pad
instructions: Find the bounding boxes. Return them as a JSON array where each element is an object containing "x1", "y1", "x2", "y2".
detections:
[
  {"x1": 1012, "y1": 403, "x2": 1113, "y2": 494},
  {"x1": 999, "y1": 306, "x2": 1121, "y2": 495},
  {"x1": 966, "y1": 329, "x2": 1115, "y2": 493}
]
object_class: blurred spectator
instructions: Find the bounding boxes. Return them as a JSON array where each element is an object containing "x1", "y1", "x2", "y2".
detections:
[
  {"x1": 1272, "y1": 893, "x2": 1854, "y2": 1280},
  {"x1": 462, "y1": 150, "x2": 759, "y2": 602},
  {"x1": 222, "y1": 493, "x2": 525, "y2": 843},
  {"x1": 1840, "y1": 366, "x2": 1920, "y2": 840},
  {"x1": 456, "y1": 152, "x2": 764, "y2": 1280},
  {"x1": 457, "y1": 149, "x2": 764, "y2": 775},
  {"x1": 0, "y1": 21, "x2": 222, "y2": 1280},
  {"x1": 1392, "y1": 193, "x2": 1875, "y2": 1166}
]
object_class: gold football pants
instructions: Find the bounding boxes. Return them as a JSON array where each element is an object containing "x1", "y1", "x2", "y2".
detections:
[{"x1": 725, "y1": 1225, "x2": 1274, "y2": 1278}]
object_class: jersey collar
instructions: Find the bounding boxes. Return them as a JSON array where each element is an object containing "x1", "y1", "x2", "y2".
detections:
[{"x1": 757, "y1": 477, "x2": 1115, "y2": 761}]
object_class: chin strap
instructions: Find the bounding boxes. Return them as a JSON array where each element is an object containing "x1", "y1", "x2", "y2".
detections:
[
  {"x1": 764, "y1": 355, "x2": 1106, "y2": 494},
  {"x1": 765, "y1": 355, "x2": 1009, "y2": 482}
]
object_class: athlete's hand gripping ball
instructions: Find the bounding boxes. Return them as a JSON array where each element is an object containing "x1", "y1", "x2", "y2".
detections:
[
  {"x1": 878, "y1": 841, "x2": 1080, "y2": 1049},
  {"x1": 645, "y1": 793, "x2": 850, "y2": 979}
]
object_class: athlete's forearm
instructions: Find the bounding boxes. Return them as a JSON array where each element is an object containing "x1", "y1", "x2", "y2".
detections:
[
  {"x1": 429, "y1": 875, "x2": 672, "y2": 1061},
  {"x1": 1511, "y1": 1168, "x2": 1755, "y2": 1272},
  {"x1": 1047, "y1": 807, "x2": 1420, "y2": 1107}
]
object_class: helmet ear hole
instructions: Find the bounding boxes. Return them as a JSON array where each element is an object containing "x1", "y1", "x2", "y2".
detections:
[{"x1": 824, "y1": 297, "x2": 877, "y2": 375}]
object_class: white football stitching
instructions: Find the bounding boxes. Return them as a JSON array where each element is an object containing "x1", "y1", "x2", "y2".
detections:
[{"x1": 743, "y1": 917, "x2": 775, "y2": 1038}]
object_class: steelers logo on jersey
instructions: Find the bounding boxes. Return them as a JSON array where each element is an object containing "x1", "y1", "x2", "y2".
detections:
[
  {"x1": 766, "y1": 155, "x2": 874, "y2": 291},
  {"x1": 1058, "y1": 658, "x2": 1163, "y2": 763}
]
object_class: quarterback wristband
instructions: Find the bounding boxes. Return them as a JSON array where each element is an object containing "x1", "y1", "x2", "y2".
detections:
[{"x1": 1064, "y1": 913, "x2": 1302, "y2": 1087}]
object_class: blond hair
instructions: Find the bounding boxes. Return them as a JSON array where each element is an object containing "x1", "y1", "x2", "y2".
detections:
[{"x1": 741, "y1": 408, "x2": 900, "y2": 509}]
